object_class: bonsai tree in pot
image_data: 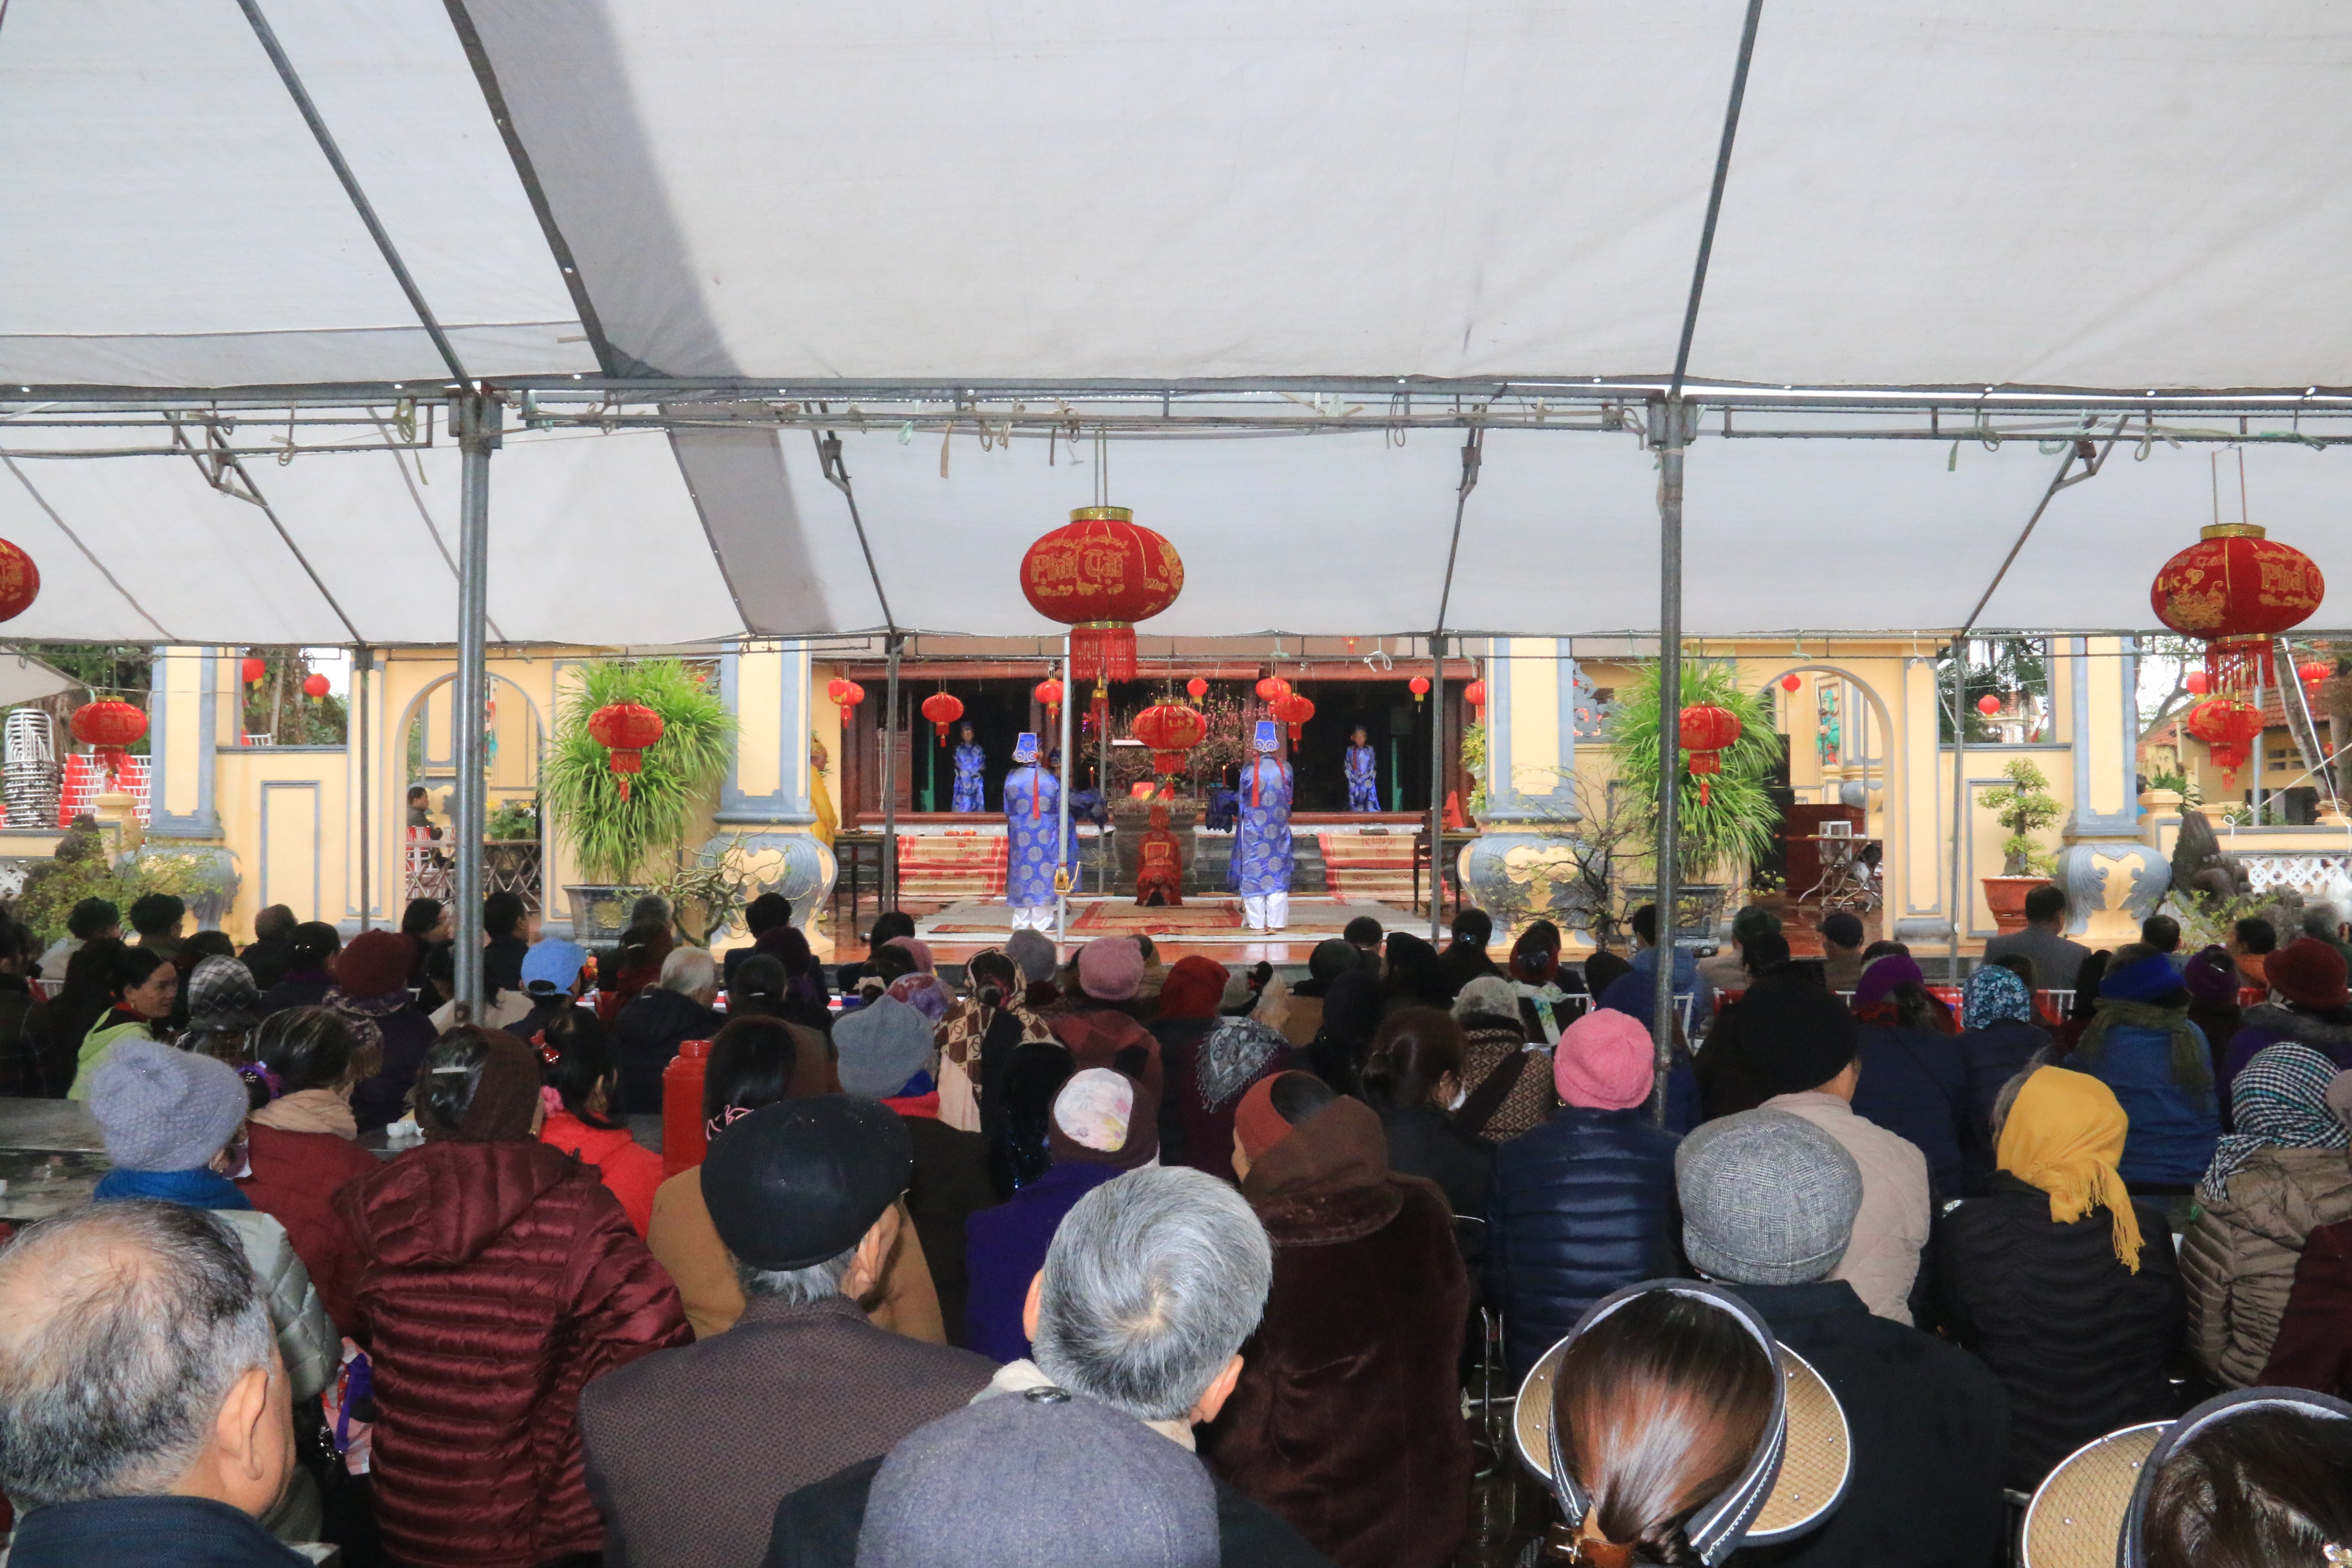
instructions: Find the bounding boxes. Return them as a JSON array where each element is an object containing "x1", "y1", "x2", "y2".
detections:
[
  {"x1": 1976, "y1": 757, "x2": 2062, "y2": 932},
  {"x1": 544, "y1": 660, "x2": 737, "y2": 941},
  {"x1": 1605, "y1": 660, "x2": 1785, "y2": 943}
]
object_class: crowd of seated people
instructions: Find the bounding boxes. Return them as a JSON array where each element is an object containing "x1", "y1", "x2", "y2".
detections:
[{"x1": 0, "y1": 888, "x2": 2348, "y2": 1568}]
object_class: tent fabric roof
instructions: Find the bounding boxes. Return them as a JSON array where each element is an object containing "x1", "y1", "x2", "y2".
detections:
[{"x1": 5, "y1": 2, "x2": 2351, "y2": 641}]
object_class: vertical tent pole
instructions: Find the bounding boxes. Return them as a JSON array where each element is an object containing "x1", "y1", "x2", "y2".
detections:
[
  {"x1": 453, "y1": 395, "x2": 499, "y2": 1016},
  {"x1": 882, "y1": 634, "x2": 903, "y2": 908},
  {"x1": 1948, "y1": 641, "x2": 1967, "y2": 980},
  {"x1": 1098, "y1": 681, "x2": 1111, "y2": 896},
  {"x1": 1429, "y1": 635, "x2": 1446, "y2": 941},
  {"x1": 1651, "y1": 399, "x2": 1685, "y2": 1125},
  {"x1": 1057, "y1": 638, "x2": 1074, "y2": 953},
  {"x1": 355, "y1": 643, "x2": 372, "y2": 931}
]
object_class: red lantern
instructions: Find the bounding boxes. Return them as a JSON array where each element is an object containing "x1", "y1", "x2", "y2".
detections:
[
  {"x1": 827, "y1": 677, "x2": 866, "y2": 732},
  {"x1": 920, "y1": 691, "x2": 965, "y2": 744},
  {"x1": 1463, "y1": 679, "x2": 1488, "y2": 715},
  {"x1": 242, "y1": 657, "x2": 266, "y2": 685},
  {"x1": 2186, "y1": 695, "x2": 2265, "y2": 790},
  {"x1": 2184, "y1": 669, "x2": 2210, "y2": 696},
  {"x1": 1020, "y1": 508, "x2": 1185, "y2": 682},
  {"x1": 1779, "y1": 673, "x2": 1802, "y2": 693},
  {"x1": 1409, "y1": 677, "x2": 1430, "y2": 704},
  {"x1": 1131, "y1": 702, "x2": 1208, "y2": 775},
  {"x1": 1274, "y1": 692, "x2": 1316, "y2": 741},
  {"x1": 2299, "y1": 659, "x2": 2331, "y2": 688},
  {"x1": 2151, "y1": 523, "x2": 2324, "y2": 692},
  {"x1": 1678, "y1": 703, "x2": 1744, "y2": 806},
  {"x1": 1034, "y1": 678, "x2": 1064, "y2": 729},
  {"x1": 1185, "y1": 676, "x2": 1208, "y2": 701},
  {"x1": 301, "y1": 673, "x2": 330, "y2": 699},
  {"x1": 70, "y1": 699, "x2": 147, "y2": 784},
  {"x1": 1976, "y1": 694, "x2": 2001, "y2": 716},
  {"x1": 1254, "y1": 676, "x2": 1292, "y2": 705},
  {"x1": 0, "y1": 538, "x2": 39, "y2": 622},
  {"x1": 586, "y1": 702, "x2": 665, "y2": 801}
]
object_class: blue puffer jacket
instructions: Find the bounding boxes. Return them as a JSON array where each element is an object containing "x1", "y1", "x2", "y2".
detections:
[
  {"x1": 1852, "y1": 1022, "x2": 1971, "y2": 1202},
  {"x1": 1485, "y1": 1106, "x2": 1682, "y2": 1380},
  {"x1": 2071, "y1": 1014, "x2": 2220, "y2": 1187}
]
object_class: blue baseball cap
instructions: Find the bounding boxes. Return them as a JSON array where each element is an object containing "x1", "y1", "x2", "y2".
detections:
[{"x1": 521, "y1": 937, "x2": 589, "y2": 993}]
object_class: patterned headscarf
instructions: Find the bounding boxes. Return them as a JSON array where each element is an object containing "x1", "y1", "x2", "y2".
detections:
[
  {"x1": 1962, "y1": 965, "x2": 2035, "y2": 1030},
  {"x1": 1196, "y1": 1016, "x2": 1288, "y2": 1111},
  {"x1": 1998, "y1": 1066, "x2": 2144, "y2": 1273},
  {"x1": 2199, "y1": 1043, "x2": 2352, "y2": 1205}
]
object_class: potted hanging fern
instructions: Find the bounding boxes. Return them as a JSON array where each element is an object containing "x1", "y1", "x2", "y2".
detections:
[
  {"x1": 1975, "y1": 757, "x2": 2062, "y2": 933},
  {"x1": 543, "y1": 660, "x2": 737, "y2": 940},
  {"x1": 1605, "y1": 661, "x2": 1785, "y2": 943}
]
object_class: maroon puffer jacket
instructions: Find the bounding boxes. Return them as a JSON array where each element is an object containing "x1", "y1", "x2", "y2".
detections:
[{"x1": 336, "y1": 1139, "x2": 690, "y2": 1567}]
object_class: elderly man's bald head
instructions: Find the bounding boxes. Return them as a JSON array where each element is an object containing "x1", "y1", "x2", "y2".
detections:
[{"x1": 0, "y1": 1201, "x2": 274, "y2": 1508}]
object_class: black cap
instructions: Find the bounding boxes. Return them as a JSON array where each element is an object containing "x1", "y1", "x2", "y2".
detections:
[
  {"x1": 1737, "y1": 976, "x2": 1859, "y2": 1097},
  {"x1": 702, "y1": 1097, "x2": 913, "y2": 1271}
]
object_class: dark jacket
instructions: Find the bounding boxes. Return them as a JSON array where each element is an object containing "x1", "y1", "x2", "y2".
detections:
[
  {"x1": 5, "y1": 1495, "x2": 309, "y2": 1568},
  {"x1": 1851, "y1": 1021, "x2": 1970, "y2": 1202},
  {"x1": 238, "y1": 935, "x2": 294, "y2": 992},
  {"x1": 1372, "y1": 1102, "x2": 1492, "y2": 1229},
  {"x1": 583, "y1": 1292, "x2": 995, "y2": 1568},
  {"x1": 235, "y1": 1119, "x2": 381, "y2": 1332},
  {"x1": 1728, "y1": 1281, "x2": 2009, "y2": 1568},
  {"x1": 1955, "y1": 1018, "x2": 2052, "y2": 1195},
  {"x1": 612, "y1": 986, "x2": 726, "y2": 1117},
  {"x1": 1929, "y1": 1173, "x2": 2183, "y2": 1489},
  {"x1": 763, "y1": 1445, "x2": 1335, "y2": 1568},
  {"x1": 349, "y1": 1004, "x2": 440, "y2": 1133},
  {"x1": 964, "y1": 1158, "x2": 1124, "y2": 1360},
  {"x1": 1207, "y1": 1099, "x2": 1470, "y2": 1568},
  {"x1": 1485, "y1": 1106, "x2": 1682, "y2": 1381},
  {"x1": 484, "y1": 931, "x2": 528, "y2": 995},
  {"x1": 0, "y1": 973, "x2": 56, "y2": 1097},
  {"x1": 899, "y1": 1112, "x2": 995, "y2": 1349},
  {"x1": 2219, "y1": 1003, "x2": 2352, "y2": 1129},
  {"x1": 2259, "y1": 1211, "x2": 2352, "y2": 1398},
  {"x1": 1047, "y1": 1002, "x2": 1164, "y2": 1103},
  {"x1": 256, "y1": 965, "x2": 332, "y2": 1017},
  {"x1": 1436, "y1": 939, "x2": 1500, "y2": 998},
  {"x1": 336, "y1": 1139, "x2": 691, "y2": 1568}
]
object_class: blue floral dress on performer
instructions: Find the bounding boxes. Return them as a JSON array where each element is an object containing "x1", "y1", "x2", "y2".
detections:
[
  {"x1": 1344, "y1": 742, "x2": 1379, "y2": 813},
  {"x1": 1003, "y1": 733, "x2": 1071, "y2": 931},
  {"x1": 1237, "y1": 720, "x2": 1295, "y2": 932},
  {"x1": 952, "y1": 740, "x2": 987, "y2": 812}
]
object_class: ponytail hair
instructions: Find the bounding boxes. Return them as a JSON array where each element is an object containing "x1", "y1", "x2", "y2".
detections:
[
  {"x1": 542, "y1": 1006, "x2": 625, "y2": 1127},
  {"x1": 1360, "y1": 1006, "x2": 1466, "y2": 1112}
]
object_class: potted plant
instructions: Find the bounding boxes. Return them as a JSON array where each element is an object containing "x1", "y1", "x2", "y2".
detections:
[
  {"x1": 1603, "y1": 661, "x2": 1786, "y2": 939},
  {"x1": 544, "y1": 659, "x2": 737, "y2": 941},
  {"x1": 1976, "y1": 757, "x2": 2062, "y2": 932}
]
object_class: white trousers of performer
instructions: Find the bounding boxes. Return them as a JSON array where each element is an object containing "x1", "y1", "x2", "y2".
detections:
[
  {"x1": 1010, "y1": 905, "x2": 1057, "y2": 932},
  {"x1": 1242, "y1": 893, "x2": 1290, "y2": 932}
]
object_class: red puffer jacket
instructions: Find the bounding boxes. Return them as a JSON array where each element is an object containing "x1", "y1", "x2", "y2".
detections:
[
  {"x1": 237, "y1": 1121, "x2": 381, "y2": 1333},
  {"x1": 336, "y1": 1139, "x2": 690, "y2": 1567}
]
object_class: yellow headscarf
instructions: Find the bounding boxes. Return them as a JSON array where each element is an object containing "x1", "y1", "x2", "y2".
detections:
[{"x1": 1995, "y1": 1065, "x2": 2144, "y2": 1273}]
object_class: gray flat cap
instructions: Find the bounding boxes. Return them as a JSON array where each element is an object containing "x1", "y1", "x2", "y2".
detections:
[{"x1": 1675, "y1": 1108, "x2": 1862, "y2": 1286}]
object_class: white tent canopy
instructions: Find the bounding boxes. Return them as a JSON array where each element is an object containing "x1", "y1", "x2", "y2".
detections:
[{"x1": 7, "y1": 0, "x2": 2352, "y2": 641}]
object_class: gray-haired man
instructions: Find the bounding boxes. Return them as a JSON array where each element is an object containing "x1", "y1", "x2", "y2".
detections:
[
  {"x1": 764, "y1": 1166, "x2": 1332, "y2": 1567},
  {"x1": 0, "y1": 1200, "x2": 309, "y2": 1567}
]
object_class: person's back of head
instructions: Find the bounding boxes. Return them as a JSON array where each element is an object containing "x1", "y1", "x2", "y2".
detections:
[
  {"x1": 1032, "y1": 1166, "x2": 1274, "y2": 1424},
  {"x1": 1629, "y1": 903, "x2": 1659, "y2": 948},
  {"x1": 2303, "y1": 903, "x2": 2343, "y2": 942},
  {"x1": 628, "y1": 894, "x2": 672, "y2": 933},
  {"x1": 1343, "y1": 915, "x2": 1384, "y2": 951},
  {"x1": 1450, "y1": 908, "x2": 1493, "y2": 948},
  {"x1": 2142, "y1": 1404, "x2": 2352, "y2": 1568},
  {"x1": 703, "y1": 1014, "x2": 821, "y2": 1127},
  {"x1": 1734, "y1": 976, "x2": 1859, "y2": 1099},
  {"x1": 251, "y1": 904, "x2": 297, "y2": 944},
  {"x1": 1992, "y1": 952, "x2": 2037, "y2": 989},
  {"x1": 992, "y1": 1041, "x2": 1078, "y2": 1192},
  {"x1": 399, "y1": 897, "x2": 443, "y2": 942},
  {"x1": 1859, "y1": 939, "x2": 1910, "y2": 963},
  {"x1": 1676, "y1": 1109, "x2": 1862, "y2": 1286},
  {"x1": 658, "y1": 944, "x2": 719, "y2": 1001},
  {"x1": 482, "y1": 890, "x2": 526, "y2": 940},
  {"x1": 731, "y1": 953, "x2": 791, "y2": 1017},
  {"x1": 744, "y1": 891, "x2": 793, "y2": 937},
  {"x1": 254, "y1": 1006, "x2": 362, "y2": 1095},
  {"x1": 868, "y1": 944, "x2": 919, "y2": 987},
  {"x1": 127, "y1": 893, "x2": 183, "y2": 940},
  {"x1": 2142, "y1": 913, "x2": 2182, "y2": 955},
  {"x1": 1361, "y1": 1007, "x2": 1466, "y2": 1112},
  {"x1": 1817, "y1": 910, "x2": 1865, "y2": 953},
  {"x1": 1740, "y1": 931, "x2": 1792, "y2": 979},
  {"x1": 288, "y1": 920, "x2": 340, "y2": 971},
  {"x1": 0, "y1": 1200, "x2": 284, "y2": 1514},
  {"x1": 2024, "y1": 883, "x2": 2069, "y2": 929},
  {"x1": 65, "y1": 897, "x2": 120, "y2": 942},
  {"x1": 1729, "y1": 904, "x2": 1782, "y2": 948},
  {"x1": 2234, "y1": 916, "x2": 2278, "y2": 956},
  {"x1": 182, "y1": 930, "x2": 236, "y2": 968},
  {"x1": 543, "y1": 1007, "x2": 625, "y2": 1126},
  {"x1": 867, "y1": 910, "x2": 917, "y2": 956},
  {"x1": 413, "y1": 1026, "x2": 541, "y2": 1142}
]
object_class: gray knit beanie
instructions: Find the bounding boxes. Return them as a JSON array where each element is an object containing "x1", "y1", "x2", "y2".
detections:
[
  {"x1": 1005, "y1": 928, "x2": 1059, "y2": 985},
  {"x1": 1676, "y1": 1109, "x2": 1862, "y2": 1286},
  {"x1": 88, "y1": 1037, "x2": 251, "y2": 1173}
]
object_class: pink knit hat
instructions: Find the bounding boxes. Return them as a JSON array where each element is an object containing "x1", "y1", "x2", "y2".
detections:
[
  {"x1": 1553, "y1": 1008, "x2": 1657, "y2": 1110},
  {"x1": 1077, "y1": 937, "x2": 1145, "y2": 1002}
]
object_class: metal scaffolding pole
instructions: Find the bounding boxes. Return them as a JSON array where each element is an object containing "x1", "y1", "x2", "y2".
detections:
[
  {"x1": 882, "y1": 632, "x2": 903, "y2": 908},
  {"x1": 1428, "y1": 635, "x2": 1446, "y2": 941},
  {"x1": 355, "y1": 643, "x2": 372, "y2": 931},
  {"x1": 452, "y1": 395, "x2": 499, "y2": 1016},
  {"x1": 1651, "y1": 403, "x2": 1685, "y2": 1125}
]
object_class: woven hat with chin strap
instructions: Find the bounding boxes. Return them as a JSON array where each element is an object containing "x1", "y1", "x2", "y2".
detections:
[{"x1": 1513, "y1": 1280, "x2": 1853, "y2": 1567}]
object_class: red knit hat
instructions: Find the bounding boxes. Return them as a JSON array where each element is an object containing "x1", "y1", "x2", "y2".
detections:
[
  {"x1": 333, "y1": 929, "x2": 413, "y2": 1001},
  {"x1": 2265, "y1": 937, "x2": 2349, "y2": 1011},
  {"x1": 1234, "y1": 1072, "x2": 1302, "y2": 1161}
]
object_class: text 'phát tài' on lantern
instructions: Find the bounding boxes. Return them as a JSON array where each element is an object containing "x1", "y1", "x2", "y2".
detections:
[
  {"x1": 2150, "y1": 523, "x2": 2324, "y2": 693},
  {"x1": 920, "y1": 691, "x2": 964, "y2": 743},
  {"x1": 1274, "y1": 691, "x2": 1315, "y2": 741},
  {"x1": 2186, "y1": 695, "x2": 2265, "y2": 790},
  {"x1": 71, "y1": 699, "x2": 147, "y2": 784},
  {"x1": 0, "y1": 538, "x2": 39, "y2": 623},
  {"x1": 1020, "y1": 508, "x2": 1184, "y2": 683},
  {"x1": 586, "y1": 702, "x2": 665, "y2": 801},
  {"x1": 1130, "y1": 702, "x2": 1207, "y2": 776},
  {"x1": 827, "y1": 677, "x2": 865, "y2": 732},
  {"x1": 1678, "y1": 704, "x2": 1744, "y2": 806}
]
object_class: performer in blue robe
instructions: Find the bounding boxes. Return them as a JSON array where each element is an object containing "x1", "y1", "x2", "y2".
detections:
[
  {"x1": 950, "y1": 723, "x2": 986, "y2": 813},
  {"x1": 1002, "y1": 732, "x2": 1070, "y2": 931},
  {"x1": 1344, "y1": 726, "x2": 1380, "y2": 813},
  {"x1": 1236, "y1": 720, "x2": 1295, "y2": 932}
]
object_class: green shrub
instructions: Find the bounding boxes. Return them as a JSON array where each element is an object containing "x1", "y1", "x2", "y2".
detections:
[{"x1": 542, "y1": 661, "x2": 736, "y2": 884}]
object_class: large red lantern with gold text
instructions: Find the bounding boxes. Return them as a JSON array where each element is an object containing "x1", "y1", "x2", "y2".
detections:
[
  {"x1": 1273, "y1": 691, "x2": 1315, "y2": 741},
  {"x1": 1254, "y1": 675, "x2": 1292, "y2": 706},
  {"x1": 0, "y1": 538, "x2": 39, "y2": 623},
  {"x1": 1131, "y1": 702, "x2": 1208, "y2": 776},
  {"x1": 71, "y1": 699, "x2": 148, "y2": 784},
  {"x1": 1678, "y1": 704, "x2": 1743, "y2": 806},
  {"x1": 1020, "y1": 508, "x2": 1184, "y2": 683},
  {"x1": 2186, "y1": 696, "x2": 2265, "y2": 790},
  {"x1": 587, "y1": 702, "x2": 665, "y2": 801},
  {"x1": 827, "y1": 677, "x2": 865, "y2": 733},
  {"x1": 2151, "y1": 523, "x2": 2324, "y2": 692},
  {"x1": 920, "y1": 691, "x2": 964, "y2": 744}
]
